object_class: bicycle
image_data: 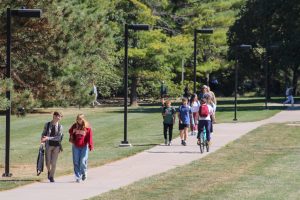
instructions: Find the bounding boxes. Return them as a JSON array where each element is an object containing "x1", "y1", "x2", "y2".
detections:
[{"x1": 197, "y1": 127, "x2": 209, "y2": 153}]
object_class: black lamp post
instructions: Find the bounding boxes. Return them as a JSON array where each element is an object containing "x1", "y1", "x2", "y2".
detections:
[
  {"x1": 233, "y1": 44, "x2": 252, "y2": 121},
  {"x1": 3, "y1": 8, "x2": 42, "y2": 177},
  {"x1": 193, "y1": 28, "x2": 213, "y2": 93},
  {"x1": 120, "y1": 24, "x2": 149, "y2": 147},
  {"x1": 263, "y1": 45, "x2": 279, "y2": 109}
]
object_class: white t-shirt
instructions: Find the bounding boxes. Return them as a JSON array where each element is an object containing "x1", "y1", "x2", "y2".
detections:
[{"x1": 191, "y1": 100, "x2": 200, "y2": 113}]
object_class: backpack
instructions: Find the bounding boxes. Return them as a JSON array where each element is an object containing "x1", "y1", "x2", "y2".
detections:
[
  {"x1": 45, "y1": 122, "x2": 63, "y2": 152},
  {"x1": 199, "y1": 104, "x2": 209, "y2": 117}
]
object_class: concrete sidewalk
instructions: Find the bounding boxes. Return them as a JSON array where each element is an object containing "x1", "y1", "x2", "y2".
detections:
[{"x1": 1, "y1": 108, "x2": 299, "y2": 200}]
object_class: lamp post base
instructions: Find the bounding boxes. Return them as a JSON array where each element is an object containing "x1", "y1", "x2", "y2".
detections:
[
  {"x1": 2, "y1": 173, "x2": 12, "y2": 177},
  {"x1": 119, "y1": 141, "x2": 132, "y2": 147}
]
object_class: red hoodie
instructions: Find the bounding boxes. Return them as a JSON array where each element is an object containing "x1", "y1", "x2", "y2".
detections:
[{"x1": 69, "y1": 124, "x2": 94, "y2": 151}]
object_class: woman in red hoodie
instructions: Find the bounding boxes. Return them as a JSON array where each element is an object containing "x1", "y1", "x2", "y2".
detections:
[{"x1": 69, "y1": 114, "x2": 94, "y2": 183}]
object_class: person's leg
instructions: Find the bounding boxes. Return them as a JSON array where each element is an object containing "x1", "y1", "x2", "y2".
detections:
[
  {"x1": 205, "y1": 120, "x2": 212, "y2": 142},
  {"x1": 193, "y1": 112, "x2": 199, "y2": 134},
  {"x1": 290, "y1": 95, "x2": 294, "y2": 106},
  {"x1": 45, "y1": 146, "x2": 51, "y2": 178},
  {"x1": 168, "y1": 124, "x2": 173, "y2": 142},
  {"x1": 283, "y1": 97, "x2": 290, "y2": 104},
  {"x1": 197, "y1": 120, "x2": 204, "y2": 139},
  {"x1": 72, "y1": 145, "x2": 81, "y2": 181},
  {"x1": 49, "y1": 146, "x2": 60, "y2": 180},
  {"x1": 80, "y1": 145, "x2": 89, "y2": 180},
  {"x1": 163, "y1": 123, "x2": 168, "y2": 143},
  {"x1": 184, "y1": 126, "x2": 188, "y2": 141},
  {"x1": 190, "y1": 116, "x2": 194, "y2": 135}
]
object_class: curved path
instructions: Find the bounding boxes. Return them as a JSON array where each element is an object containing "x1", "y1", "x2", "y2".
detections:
[{"x1": 1, "y1": 106, "x2": 299, "y2": 200}]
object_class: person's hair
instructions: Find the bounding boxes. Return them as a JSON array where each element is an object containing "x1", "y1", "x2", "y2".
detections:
[
  {"x1": 53, "y1": 111, "x2": 63, "y2": 117},
  {"x1": 165, "y1": 100, "x2": 171, "y2": 105},
  {"x1": 190, "y1": 93, "x2": 197, "y2": 105},
  {"x1": 75, "y1": 114, "x2": 89, "y2": 130},
  {"x1": 200, "y1": 98, "x2": 207, "y2": 103},
  {"x1": 182, "y1": 97, "x2": 188, "y2": 103}
]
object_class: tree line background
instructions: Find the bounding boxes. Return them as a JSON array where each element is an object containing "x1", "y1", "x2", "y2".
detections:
[{"x1": 0, "y1": 0, "x2": 299, "y2": 111}]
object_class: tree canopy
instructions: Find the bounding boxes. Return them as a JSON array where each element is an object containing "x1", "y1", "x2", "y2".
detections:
[{"x1": 1, "y1": 0, "x2": 298, "y2": 109}]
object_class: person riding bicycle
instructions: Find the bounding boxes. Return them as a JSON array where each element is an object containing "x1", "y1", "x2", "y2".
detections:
[{"x1": 197, "y1": 97, "x2": 214, "y2": 146}]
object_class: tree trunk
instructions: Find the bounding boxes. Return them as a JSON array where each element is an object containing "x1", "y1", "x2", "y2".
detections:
[{"x1": 130, "y1": 76, "x2": 139, "y2": 107}]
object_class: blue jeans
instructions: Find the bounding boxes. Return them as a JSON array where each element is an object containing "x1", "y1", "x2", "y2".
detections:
[
  {"x1": 198, "y1": 120, "x2": 211, "y2": 141},
  {"x1": 72, "y1": 144, "x2": 88, "y2": 179}
]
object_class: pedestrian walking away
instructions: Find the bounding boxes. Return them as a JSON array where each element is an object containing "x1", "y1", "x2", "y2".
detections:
[
  {"x1": 69, "y1": 114, "x2": 94, "y2": 183},
  {"x1": 178, "y1": 98, "x2": 192, "y2": 146},
  {"x1": 40, "y1": 111, "x2": 64, "y2": 183},
  {"x1": 162, "y1": 100, "x2": 176, "y2": 146}
]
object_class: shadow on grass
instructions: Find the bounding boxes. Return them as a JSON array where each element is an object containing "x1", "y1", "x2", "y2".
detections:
[
  {"x1": 0, "y1": 179, "x2": 36, "y2": 182},
  {"x1": 217, "y1": 106, "x2": 285, "y2": 112},
  {"x1": 107, "y1": 105, "x2": 286, "y2": 113},
  {"x1": 107, "y1": 107, "x2": 162, "y2": 114},
  {"x1": 133, "y1": 143, "x2": 161, "y2": 147},
  {"x1": 147, "y1": 151, "x2": 200, "y2": 154}
]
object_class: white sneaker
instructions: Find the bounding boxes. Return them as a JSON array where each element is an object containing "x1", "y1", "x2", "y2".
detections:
[
  {"x1": 164, "y1": 139, "x2": 168, "y2": 145},
  {"x1": 168, "y1": 141, "x2": 172, "y2": 146},
  {"x1": 76, "y1": 178, "x2": 81, "y2": 183}
]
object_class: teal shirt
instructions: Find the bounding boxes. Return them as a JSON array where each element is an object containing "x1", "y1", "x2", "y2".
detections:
[{"x1": 162, "y1": 106, "x2": 175, "y2": 124}]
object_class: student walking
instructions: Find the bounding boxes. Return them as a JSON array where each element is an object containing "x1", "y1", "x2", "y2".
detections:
[
  {"x1": 69, "y1": 114, "x2": 94, "y2": 183},
  {"x1": 162, "y1": 100, "x2": 176, "y2": 146},
  {"x1": 190, "y1": 94, "x2": 200, "y2": 136},
  {"x1": 178, "y1": 98, "x2": 192, "y2": 146},
  {"x1": 40, "y1": 111, "x2": 63, "y2": 183}
]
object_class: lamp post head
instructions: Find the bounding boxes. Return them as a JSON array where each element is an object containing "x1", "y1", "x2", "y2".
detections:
[
  {"x1": 127, "y1": 24, "x2": 150, "y2": 31},
  {"x1": 195, "y1": 28, "x2": 214, "y2": 34},
  {"x1": 11, "y1": 8, "x2": 42, "y2": 18},
  {"x1": 239, "y1": 44, "x2": 252, "y2": 49}
]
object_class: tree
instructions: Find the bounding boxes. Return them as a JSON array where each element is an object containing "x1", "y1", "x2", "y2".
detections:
[{"x1": 228, "y1": 0, "x2": 300, "y2": 96}]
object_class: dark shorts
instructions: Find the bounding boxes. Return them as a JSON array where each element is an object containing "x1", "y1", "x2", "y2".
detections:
[{"x1": 179, "y1": 123, "x2": 189, "y2": 130}]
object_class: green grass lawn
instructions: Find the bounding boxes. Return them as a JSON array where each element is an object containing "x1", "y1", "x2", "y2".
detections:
[
  {"x1": 0, "y1": 97, "x2": 286, "y2": 190},
  {"x1": 91, "y1": 122, "x2": 300, "y2": 200}
]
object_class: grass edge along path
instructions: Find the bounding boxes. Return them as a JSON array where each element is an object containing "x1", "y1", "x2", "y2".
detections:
[{"x1": 91, "y1": 122, "x2": 300, "y2": 200}]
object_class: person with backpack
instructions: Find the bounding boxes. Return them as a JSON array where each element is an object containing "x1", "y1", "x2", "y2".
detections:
[
  {"x1": 178, "y1": 98, "x2": 192, "y2": 146},
  {"x1": 40, "y1": 111, "x2": 63, "y2": 183},
  {"x1": 162, "y1": 100, "x2": 176, "y2": 146},
  {"x1": 190, "y1": 94, "x2": 200, "y2": 136},
  {"x1": 197, "y1": 97, "x2": 214, "y2": 146},
  {"x1": 69, "y1": 113, "x2": 94, "y2": 183}
]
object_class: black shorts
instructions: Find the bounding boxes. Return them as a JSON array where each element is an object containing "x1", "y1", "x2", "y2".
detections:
[{"x1": 179, "y1": 123, "x2": 189, "y2": 130}]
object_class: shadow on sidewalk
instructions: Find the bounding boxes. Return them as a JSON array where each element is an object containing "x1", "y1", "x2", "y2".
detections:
[{"x1": 147, "y1": 151, "x2": 201, "y2": 154}]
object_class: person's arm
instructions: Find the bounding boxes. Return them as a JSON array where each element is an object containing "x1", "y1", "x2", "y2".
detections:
[
  {"x1": 87, "y1": 128, "x2": 94, "y2": 151},
  {"x1": 68, "y1": 124, "x2": 76, "y2": 143},
  {"x1": 177, "y1": 109, "x2": 182, "y2": 124},
  {"x1": 172, "y1": 108, "x2": 176, "y2": 124},
  {"x1": 162, "y1": 107, "x2": 166, "y2": 117},
  {"x1": 40, "y1": 123, "x2": 48, "y2": 143}
]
